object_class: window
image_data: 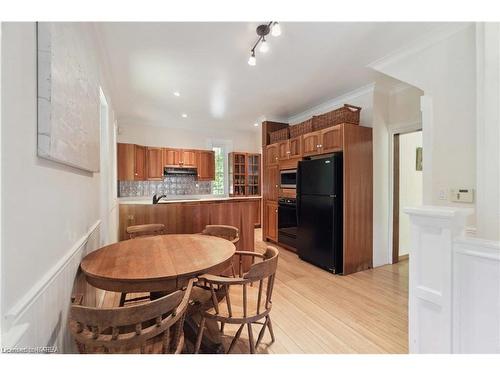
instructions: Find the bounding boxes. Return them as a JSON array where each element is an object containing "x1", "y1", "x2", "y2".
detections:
[{"x1": 212, "y1": 146, "x2": 225, "y2": 195}]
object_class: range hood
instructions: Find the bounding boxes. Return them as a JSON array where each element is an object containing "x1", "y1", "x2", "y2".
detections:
[{"x1": 163, "y1": 166, "x2": 197, "y2": 176}]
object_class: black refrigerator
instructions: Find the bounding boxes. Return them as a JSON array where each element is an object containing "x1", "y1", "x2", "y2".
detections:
[{"x1": 296, "y1": 154, "x2": 343, "y2": 273}]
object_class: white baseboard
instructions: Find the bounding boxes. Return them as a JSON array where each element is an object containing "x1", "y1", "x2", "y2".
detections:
[{"x1": 1, "y1": 220, "x2": 101, "y2": 351}]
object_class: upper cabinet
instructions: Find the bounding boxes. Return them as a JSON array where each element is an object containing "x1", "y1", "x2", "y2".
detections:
[
  {"x1": 196, "y1": 150, "x2": 215, "y2": 181},
  {"x1": 278, "y1": 136, "x2": 303, "y2": 161},
  {"x1": 134, "y1": 145, "x2": 146, "y2": 180},
  {"x1": 288, "y1": 136, "x2": 303, "y2": 158},
  {"x1": 320, "y1": 125, "x2": 343, "y2": 153},
  {"x1": 302, "y1": 125, "x2": 343, "y2": 156},
  {"x1": 117, "y1": 143, "x2": 135, "y2": 181},
  {"x1": 117, "y1": 143, "x2": 215, "y2": 181},
  {"x1": 181, "y1": 150, "x2": 197, "y2": 167},
  {"x1": 265, "y1": 144, "x2": 279, "y2": 166},
  {"x1": 302, "y1": 130, "x2": 322, "y2": 156},
  {"x1": 117, "y1": 143, "x2": 146, "y2": 180},
  {"x1": 146, "y1": 147, "x2": 164, "y2": 180},
  {"x1": 228, "y1": 152, "x2": 261, "y2": 196},
  {"x1": 163, "y1": 148, "x2": 180, "y2": 166}
]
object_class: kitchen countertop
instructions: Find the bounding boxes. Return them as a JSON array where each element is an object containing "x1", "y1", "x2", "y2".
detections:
[{"x1": 118, "y1": 196, "x2": 262, "y2": 205}]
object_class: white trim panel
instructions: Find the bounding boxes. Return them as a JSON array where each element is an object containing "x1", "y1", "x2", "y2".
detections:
[{"x1": 1, "y1": 220, "x2": 101, "y2": 351}]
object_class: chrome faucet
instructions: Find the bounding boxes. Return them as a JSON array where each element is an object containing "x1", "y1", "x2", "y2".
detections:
[{"x1": 152, "y1": 194, "x2": 167, "y2": 204}]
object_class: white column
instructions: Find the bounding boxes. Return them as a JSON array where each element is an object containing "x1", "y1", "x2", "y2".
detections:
[
  {"x1": 420, "y1": 95, "x2": 433, "y2": 206},
  {"x1": 475, "y1": 22, "x2": 500, "y2": 241},
  {"x1": 404, "y1": 206, "x2": 472, "y2": 353}
]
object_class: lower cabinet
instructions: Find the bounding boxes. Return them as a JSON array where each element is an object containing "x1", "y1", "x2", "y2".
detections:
[{"x1": 265, "y1": 200, "x2": 278, "y2": 242}]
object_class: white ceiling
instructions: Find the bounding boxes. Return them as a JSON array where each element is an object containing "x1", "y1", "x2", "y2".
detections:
[{"x1": 96, "y1": 22, "x2": 447, "y2": 130}]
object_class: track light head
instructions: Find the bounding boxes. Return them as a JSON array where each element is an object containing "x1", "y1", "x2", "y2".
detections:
[
  {"x1": 248, "y1": 50, "x2": 256, "y2": 66},
  {"x1": 259, "y1": 37, "x2": 269, "y2": 53},
  {"x1": 271, "y1": 22, "x2": 281, "y2": 37}
]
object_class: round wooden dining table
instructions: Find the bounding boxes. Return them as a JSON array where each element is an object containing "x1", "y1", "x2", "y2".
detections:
[{"x1": 80, "y1": 234, "x2": 236, "y2": 293}]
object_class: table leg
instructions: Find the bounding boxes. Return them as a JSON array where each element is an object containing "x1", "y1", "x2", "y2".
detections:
[{"x1": 183, "y1": 314, "x2": 225, "y2": 354}]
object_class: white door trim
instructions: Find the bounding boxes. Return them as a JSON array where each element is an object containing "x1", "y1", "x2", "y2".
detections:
[{"x1": 387, "y1": 120, "x2": 422, "y2": 264}]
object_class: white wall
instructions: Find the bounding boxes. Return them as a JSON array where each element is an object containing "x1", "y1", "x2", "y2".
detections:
[
  {"x1": 1, "y1": 22, "x2": 117, "y2": 350},
  {"x1": 371, "y1": 25, "x2": 477, "y2": 216},
  {"x1": 117, "y1": 121, "x2": 261, "y2": 153},
  {"x1": 475, "y1": 23, "x2": 500, "y2": 241},
  {"x1": 399, "y1": 131, "x2": 423, "y2": 256}
]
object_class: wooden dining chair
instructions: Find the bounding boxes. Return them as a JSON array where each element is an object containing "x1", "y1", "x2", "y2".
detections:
[
  {"x1": 69, "y1": 279, "x2": 195, "y2": 354},
  {"x1": 126, "y1": 223, "x2": 166, "y2": 239},
  {"x1": 201, "y1": 225, "x2": 239, "y2": 244},
  {"x1": 201, "y1": 224, "x2": 240, "y2": 277},
  {"x1": 193, "y1": 246, "x2": 279, "y2": 354},
  {"x1": 122, "y1": 223, "x2": 166, "y2": 306}
]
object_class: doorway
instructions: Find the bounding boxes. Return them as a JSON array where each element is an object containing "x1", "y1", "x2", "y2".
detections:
[{"x1": 392, "y1": 130, "x2": 423, "y2": 263}]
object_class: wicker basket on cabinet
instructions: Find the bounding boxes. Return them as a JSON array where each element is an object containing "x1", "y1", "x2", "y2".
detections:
[
  {"x1": 269, "y1": 128, "x2": 289, "y2": 144},
  {"x1": 313, "y1": 104, "x2": 362, "y2": 131},
  {"x1": 289, "y1": 118, "x2": 314, "y2": 138}
]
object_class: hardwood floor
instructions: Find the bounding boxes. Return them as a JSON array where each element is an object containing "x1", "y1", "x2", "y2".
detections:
[{"x1": 100, "y1": 228, "x2": 409, "y2": 354}]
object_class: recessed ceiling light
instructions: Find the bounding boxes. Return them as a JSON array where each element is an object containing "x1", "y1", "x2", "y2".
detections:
[
  {"x1": 181, "y1": 113, "x2": 188, "y2": 118},
  {"x1": 254, "y1": 123, "x2": 259, "y2": 127},
  {"x1": 173, "y1": 91, "x2": 180, "y2": 97}
]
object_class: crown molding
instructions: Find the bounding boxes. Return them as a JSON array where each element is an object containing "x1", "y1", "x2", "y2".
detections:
[
  {"x1": 287, "y1": 82, "x2": 376, "y2": 125},
  {"x1": 117, "y1": 116, "x2": 259, "y2": 133},
  {"x1": 368, "y1": 23, "x2": 474, "y2": 73}
]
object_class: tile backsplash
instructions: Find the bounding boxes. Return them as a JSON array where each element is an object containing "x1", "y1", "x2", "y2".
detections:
[{"x1": 119, "y1": 176, "x2": 212, "y2": 197}]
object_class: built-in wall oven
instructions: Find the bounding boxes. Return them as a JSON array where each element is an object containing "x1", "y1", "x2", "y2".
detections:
[
  {"x1": 278, "y1": 197, "x2": 297, "y2": 249},
  {"x1": 280, "y1": 169, "x2": 297, "y2": 189}
]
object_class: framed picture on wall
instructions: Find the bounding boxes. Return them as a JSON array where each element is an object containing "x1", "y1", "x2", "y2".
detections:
[{"x1": 37, "y1": 22, "x2": 100, "y2": 172}]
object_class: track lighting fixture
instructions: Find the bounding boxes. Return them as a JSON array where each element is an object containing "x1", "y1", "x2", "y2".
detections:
[{"x1": 247, "y1": 21, "x2": 281, "y2": 66}]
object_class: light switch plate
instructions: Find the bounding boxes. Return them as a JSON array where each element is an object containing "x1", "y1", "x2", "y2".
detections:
[{"x1": 449, "y1": 188, "x2": 474, "y2": 203}]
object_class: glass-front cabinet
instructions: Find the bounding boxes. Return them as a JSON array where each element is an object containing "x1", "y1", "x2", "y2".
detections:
[{"x1": 229, "y1": 152, "x2": 261, "y2": 197}]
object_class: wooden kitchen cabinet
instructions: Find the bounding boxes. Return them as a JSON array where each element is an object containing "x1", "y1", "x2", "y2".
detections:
[
  {"x1": 196, "y1": 150, "x2": 215, "y2": 180},
  {"x1": 229, "y1": 152, "x2": 262, "y2": 196},
  {"x1": 117, "y1": 143, "x2": 146, "y2": 180},
  {"x1": 302, "y1": 125, "x2": 343, "y2": 156},
  {"x1": 264, "y1": 164, "x2": 279, "y2": 201},
  {"x1": 321, "y1": 125, "x2": 343, "y2": 153},
  {"x1": 163, "y1": 148, "x2": 180, "y2": 166},
  {"x1": 134, "y1": 145, "x2": 146, "y2": 180},
  {"x1": 164, "y1": 149, "x2": 200, "y2": 168},
  {"x1": 278, "y1": 136, "x2": 303, "y2": 161},
  {"x1": 180, "y1": 150, "x2": 197, "y2": 167},
  {"x1": 278, "y1": 140, "x2": 289, "y2": 161},
  {"x1": 289, "y1": 136, "x2": 303, "y2": 158},
  {"x1": 265, "y1": 144, "x2": 279, "y2": 166},
  {"x1": 302, "y1": 130, "x2": 322, "y2": 156},
  {"x1": 119, "y1": 143, "x2": 216, "y2": 182},
  {"x1": 146, "y1": 147, "x2": 164, "y2": 180},
  {"x1": 117, "y1": 143, "x2": 135, "y2": 180},
  {"x1": 247, "y1": 154, "x2": 261, "y2": 196},
  {"x1": 264, "y1": 201, "x2": 278, "y2": 242}
]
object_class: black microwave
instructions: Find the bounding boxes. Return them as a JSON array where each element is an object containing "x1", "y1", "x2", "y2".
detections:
[{"x1": 280, "y1": 169, "x2": 297, "y2": 189}]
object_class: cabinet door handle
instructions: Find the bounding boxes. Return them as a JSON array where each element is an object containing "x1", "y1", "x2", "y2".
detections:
[
  {"x1": 134, "y1": 173, "x2": 138, "y2": 176},
  {"x1": 275, "y1": 184, "x2": 278, "y2": 188}
]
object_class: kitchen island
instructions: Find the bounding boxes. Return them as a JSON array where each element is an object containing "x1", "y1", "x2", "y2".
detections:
[{"x1": 119, "y1": 196, "x2": 261, "y2": 269}]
